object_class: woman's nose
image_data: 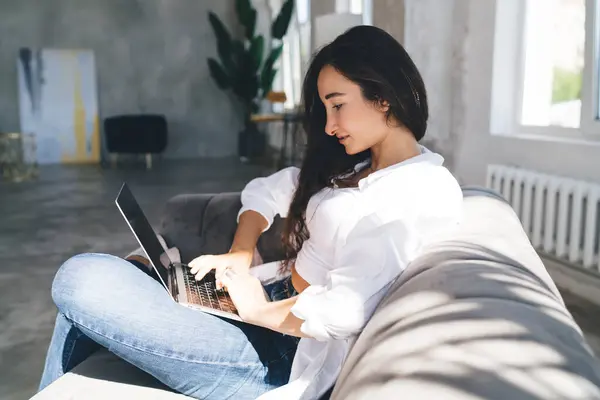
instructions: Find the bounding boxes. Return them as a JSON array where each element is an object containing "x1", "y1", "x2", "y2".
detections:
[{"x1": 324, "y1": 117, "x2": 337, "y2": 136}]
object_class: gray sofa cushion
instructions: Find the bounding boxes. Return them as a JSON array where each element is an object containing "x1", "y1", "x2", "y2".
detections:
[
  {"x1": 159, "y1": 193, "x2": 287, "y2": 264},
  {"x1": 34, "y1": 188, "x2": 600, "y2": 400},
  {"x1": 331, "y1": 189, "x2": 600, "y2": 399}
]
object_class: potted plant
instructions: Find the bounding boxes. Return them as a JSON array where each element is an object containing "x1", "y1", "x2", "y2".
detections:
[{"x1": 207, "y1": 0, "x2": 295, "y2": 162}]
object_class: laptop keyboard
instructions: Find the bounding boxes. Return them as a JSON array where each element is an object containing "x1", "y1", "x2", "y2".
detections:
[{"x1": 182, "y1": 268, "x2": 237, "y2": 314}]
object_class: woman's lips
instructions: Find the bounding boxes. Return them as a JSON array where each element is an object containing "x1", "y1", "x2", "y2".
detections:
[{"x1": 338, "y1": 135, "x2": 349, "y2": 143}]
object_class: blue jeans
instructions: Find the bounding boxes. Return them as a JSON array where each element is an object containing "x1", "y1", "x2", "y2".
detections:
[{"x1": 39, "y1": 253, "x2": 300, "y2": 399}]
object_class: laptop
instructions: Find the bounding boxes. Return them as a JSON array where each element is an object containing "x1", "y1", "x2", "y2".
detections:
[{"x1": 115, "y1": 183, "x2": 242, "y2": 321}]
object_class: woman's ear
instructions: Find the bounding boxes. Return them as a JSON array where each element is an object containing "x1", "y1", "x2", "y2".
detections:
[{"x1": 377, "y1": 99, "x2": 390, "y2": 112}]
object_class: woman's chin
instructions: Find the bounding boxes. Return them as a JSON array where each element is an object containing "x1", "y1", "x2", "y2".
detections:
[
  {"x1": 340, "y1": 142, "x2": 352, "y2": 154},
  {"x1": 343, "y1": 144, "x2": 361, "y2": 155}
]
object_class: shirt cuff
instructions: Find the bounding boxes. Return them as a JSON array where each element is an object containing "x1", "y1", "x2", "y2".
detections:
[
  {"x1": 237, "y1": 204, "x2": 274, "y2": 232},
  {"x1": 290, "y1": 285, "x2": 331, "y2": 341}
]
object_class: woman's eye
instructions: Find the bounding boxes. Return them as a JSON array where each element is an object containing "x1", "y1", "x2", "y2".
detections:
[{"x1": 333, "y1": 104, "x2": 343, "y2": 110}]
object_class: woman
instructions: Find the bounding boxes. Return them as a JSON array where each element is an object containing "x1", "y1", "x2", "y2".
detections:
[{"x1": 39, "y1": 26, "x2": 462, "y2": 399}]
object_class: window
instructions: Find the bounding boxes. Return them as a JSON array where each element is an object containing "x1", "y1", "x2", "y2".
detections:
[
  {"x1": 350, "y1": 0, "x2": 364, "y2": 14},
  {"x1": 491, "y1": 0, "x2": 600, "y2": 138},
  {"x1": 275, "y1": 0, "x2": 373, "y2": 110},
  {"x1": 335, "y1": 0, "x2": 372, "y2": 25},
  {"x1": 520, "y1": 0, "x2": 585, "y2": 128},
  {"x1": 297, "y1": 0, "x2": 309, "y2": 24},
  {"x1": 270, "y1": 0, "x2": 310, "y2": 110}
]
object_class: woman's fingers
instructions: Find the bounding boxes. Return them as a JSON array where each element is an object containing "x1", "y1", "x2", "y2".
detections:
[
  {"x1": 188, "y1": 255, "x2": 206, "y2": 274},
  {"x1": 214, "y1": 265, "x2": 231, "y2": 290},
  {"x1": 188, "y1": 254, "x2": 239, "y2": 286},
  {"x1": 218, "y1": 267, "x2": 237, "y2": 290},
  {"x1": 189, "y1": 255, "x2": 218, "y2": 281}
]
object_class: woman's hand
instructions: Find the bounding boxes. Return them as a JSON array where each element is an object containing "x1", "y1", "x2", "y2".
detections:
[
  {"x1": 188, "y1": 251, "x2": 253, "y2": 289},
  {"x1": 219, "y1": 268, "x2": 270, "y2": 323}
]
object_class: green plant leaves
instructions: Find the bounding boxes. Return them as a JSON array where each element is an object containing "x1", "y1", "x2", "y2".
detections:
[
  {"x1": 246, "y1": 9, "x2": 257, "y2": 39},
  {"x1": 208, "y1": 12, "x2": 232, "y2": 67},
  {"x1": 260, "y1": 44, "x2": 283, "y2": 96},
  {"x1": 250, "y1": 35, "x2": 265, "y2": 72},
  {"x1": 261, "y1": 68, "x2": 278, "y2": 96},
  {"x1": 236, "y1": 0, "x2": 257, "y2": 39},
  {"x1": 271, "y1": 0, "x2": 294, "y2": 40},
  {"x1": 207, "y1": 0, "x2": 294, "y2": 113},
  {"x1": 207, "y1": 58, "x2": 231, "y2": 89},
  {"x1": 232, "y1": 69, "x2": 259, "y2": 104},
  {"x1": 263, "y1": 45, "x2": 283, "y2": 75}
]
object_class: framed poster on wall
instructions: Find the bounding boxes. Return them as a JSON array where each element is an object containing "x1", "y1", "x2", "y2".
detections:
[{"x1": 17, "y1": 48, "x2": 100, "y2": 164}]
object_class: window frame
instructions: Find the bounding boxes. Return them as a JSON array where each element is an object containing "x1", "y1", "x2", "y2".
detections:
[
  {"x1": 580, "y1": 0, "x2": 600, "y2": 135},
  {"x1": 491, "y1": 0, "x2": 600, "y2": 141}
]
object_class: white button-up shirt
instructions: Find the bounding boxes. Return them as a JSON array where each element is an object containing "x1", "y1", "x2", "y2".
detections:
[{"x1": 238, "y1": 146, "x2": 463, "y2": 399}]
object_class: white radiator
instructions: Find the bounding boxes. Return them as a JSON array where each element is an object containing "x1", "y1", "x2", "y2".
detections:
[{"x1": 486, "y1": 165, "x2": 600, "y2": 272}]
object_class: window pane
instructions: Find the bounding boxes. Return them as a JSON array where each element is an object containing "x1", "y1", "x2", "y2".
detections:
[
  {"x1": 297, "y1": 0, "x2": 309, "y2": 25},
  {"x1": 350, "y1": 0, "x2": 363, "y2": 14},
  {"x1": 337, "y1": 0, "x2": 363, "y2": 15},
  {"x1": 521, "y1": 0, "x2": 585, "y2": 128}
]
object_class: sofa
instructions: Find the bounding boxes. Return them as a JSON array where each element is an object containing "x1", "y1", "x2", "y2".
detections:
[{"x1": 33, "y1": 187, "x2": 600, "y2": 399}]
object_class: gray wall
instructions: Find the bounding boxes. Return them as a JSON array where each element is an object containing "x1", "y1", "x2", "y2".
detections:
[
  {"x1": 372, "y1": 0, "x2": 405, "y2": 44},
  {"x1": 403, "y1": 0, "x2": 462, "y2": 172},
  {"x1": 0, "y1": 0, "x2": 246, "y2": 160}
]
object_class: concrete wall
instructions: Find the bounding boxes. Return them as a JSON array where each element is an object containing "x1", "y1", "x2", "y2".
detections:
[
  {"x1": 403, "y1": 0, "x2": 462, "y2": 170},
  {"x1": 310, "y1": 0, "x2": 336, "y2": 51},
  {"x1": 0, "y1": 0, "x2": 247, "y2": 160},
  {"x1": 372, "y1": 0, "x2": 405, "y2": 45}
]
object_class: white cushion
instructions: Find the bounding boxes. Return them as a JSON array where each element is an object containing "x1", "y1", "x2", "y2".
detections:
[{"x1": 32, "y1": 350, "x2": 190, "y2": 399}]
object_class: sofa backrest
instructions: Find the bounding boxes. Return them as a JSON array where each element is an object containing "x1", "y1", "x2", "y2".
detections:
[{"x1": 332, "y1": 188, "x2": 600, "y2": 399}]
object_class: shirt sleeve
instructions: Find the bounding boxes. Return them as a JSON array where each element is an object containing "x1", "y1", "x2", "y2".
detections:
[
  {"x1": 291, "y1": 215, "x2": 417, "y2": 341},
  {"x1": 237, "y1": 166, "x2": 300, "y2": 232}
]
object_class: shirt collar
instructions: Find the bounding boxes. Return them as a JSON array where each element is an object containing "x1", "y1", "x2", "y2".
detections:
[{"x1": 356, "y1": 145, "x2": 445, "y2": 189}]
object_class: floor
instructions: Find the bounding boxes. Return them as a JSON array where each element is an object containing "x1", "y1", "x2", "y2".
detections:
[
  {"x1": 0, "y1": 157, "x2": 270, "y2": 400},
  {"x1": 1, "y1": 158, "x2": 600, "y2": 400}
]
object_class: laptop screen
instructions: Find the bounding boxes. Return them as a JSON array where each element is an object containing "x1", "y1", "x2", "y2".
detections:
[{"x1": 115, "y1": 183, "x2": 171, "y2": 293}]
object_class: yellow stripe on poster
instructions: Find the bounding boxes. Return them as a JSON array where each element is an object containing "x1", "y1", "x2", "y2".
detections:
[
  {"x1": 73, "y1": 59, "x2": 86, "y2": 162},
  {"x1": 62, "y1": 50, "x2": 99, "y2": 164},
  {"x1": 91, "y1": 113, "x2": 100, "y2": 161}
]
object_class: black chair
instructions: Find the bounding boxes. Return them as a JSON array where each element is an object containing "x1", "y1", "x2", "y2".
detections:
[{"x1": 104, "y1": 114, "x2": 168, "y2": 169}]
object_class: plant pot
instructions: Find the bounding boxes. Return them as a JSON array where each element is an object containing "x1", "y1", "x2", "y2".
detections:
[{"x1": 238, "y1": 123, "x2": 266, "y2": 163}]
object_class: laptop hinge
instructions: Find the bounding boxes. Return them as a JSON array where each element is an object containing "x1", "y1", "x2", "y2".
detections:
[{"x1": 169, "y1": 263, "x2": 179, "y2": 301}]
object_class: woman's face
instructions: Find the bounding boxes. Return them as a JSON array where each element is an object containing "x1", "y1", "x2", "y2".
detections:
[{"x1": 317, "y1": 65, "x2": 390, "y2": 155}]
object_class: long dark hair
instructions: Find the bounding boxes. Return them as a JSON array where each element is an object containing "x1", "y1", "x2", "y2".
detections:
[{"x1": 281, "y1": 25, "x2": 429, "y2": 268}]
